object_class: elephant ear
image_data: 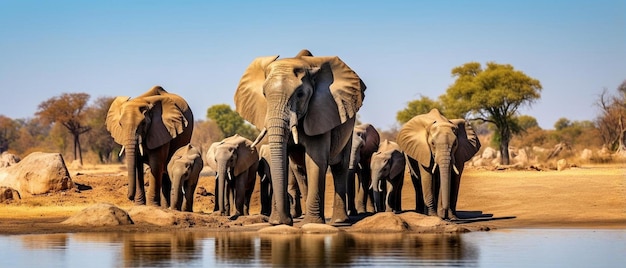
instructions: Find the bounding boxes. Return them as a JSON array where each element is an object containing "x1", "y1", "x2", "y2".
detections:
[
  {"x1": 300, "y1": 56, "x2": 366, "y2": 136},
  {"x1": 105, "y1": 96, "x2": 131, "y2": 145},
  {"x1": 205, "y1": 141, "x2": 221, "y2": 170},
  {"x1": 397, "y1": 114, "x2": 433, "y2": 166},
  {"x1": 145, "y1": 96, "x2": 189, "y2": 150},
  {"x1": 362, "y1": 124, "x2": 381, "y2": 153},
  {"x1": 230, "y1": 135, "x2": 259, "y2": 176},
  {"x1": 450, "y1": 119, "x2": 481, "y2": 163},
  {"x1": 234, "y1": 55, "x2": 280, "y2": 130}
]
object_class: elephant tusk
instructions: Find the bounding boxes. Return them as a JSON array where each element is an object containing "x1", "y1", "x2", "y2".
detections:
[
  {"x1": 369, "y1": 183, "x2": 373, "y2": 190},
  {"x1": 251, "y1": 128, "x2": 267, "y2": 148},
  {"x1": 227, "y1": 167, "x2": 233, "y2": 181},
  {"x1": 432, "y1": 163, "x2": 438, "y2": 173},
  {"x1": 291, "y1": 125, "x2": 299, "y2": 144},
  {"x1": 139, "y1": 143, "x2": 144, "y2": 156},
  {"x1": 261, "y1": 174, "x2": 267, "y2": 182},
  {"x1": 453, "y1": 165, "x2": 460, "y2": 175},
  {"x1": 378, "y1": 180, "x2": 383, "y2": 192},
  {"x1": 290, "y1": 111, "x2": 299, "y2": 144},
  {"x1": 119, "y1": 146, "x2": 125, "y2": 157}
]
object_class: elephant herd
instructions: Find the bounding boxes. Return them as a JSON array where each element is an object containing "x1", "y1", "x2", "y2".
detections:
[{"x1": 105, "y1": 49, "x2": 481, "y2": 226}]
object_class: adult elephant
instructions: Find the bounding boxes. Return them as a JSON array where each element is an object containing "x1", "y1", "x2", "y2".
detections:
[
  {"x1": 167, "y1": 144, "x2": 203, "y2": 212},
  {"x1": 370, "y1": 140, "x2": 406, "y2": 213},
  {"x1": 348, "y1": 123, "x2": 380, "y2": 215},
  {"x1": 257, "y1": 144, "x2": 307, "y2": 218},
  {"x1": 206, "y1": 134, "x2": 259, "y2": 220},
  {"x1": 397, "y1": 108, "x2": 480, "y2": 220},
  {"x1": 106, "y1": 86, "x2": 193, "y2": 206},
  {"x1": 235, "y1": 49, "x2": 366, "y2": 225}
]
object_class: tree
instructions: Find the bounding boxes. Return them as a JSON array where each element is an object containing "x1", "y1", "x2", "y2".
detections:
[
  {"x1": 206, "y1": 104, "x2": 259, "y2": 141},
  {"x1": 36, "y1": 93, "x2": 91, "y2": 165},
  {"x1": 595, "y1": 81, "x2": 626, "y2": 154},
  {"x1": 396, "y1": 95, "x2": 444, "y2": 124},
  {"x1": 83, "y1": 96, "x2": 117, "y2": 163},
  {"x1": 440, "y1": 62, "x2": 542, "y2": 165},
  {"x1": 0, "y1": 115, "x2": 20, "y2": 153},
  {"x1": 554, "y1": 118, "x2": 572, "y2": 131}
]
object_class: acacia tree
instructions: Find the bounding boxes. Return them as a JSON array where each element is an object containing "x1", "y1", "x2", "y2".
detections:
[
  {"x1": 36, "y1": 93, "x2": 91, "y2": 165},
  {"x1": 83, "y1": 96, "x2": 117, "y2": 163},
  {"x1": 0, "y1": 115, "x2": 20, "y2": 153},
  {"x1": 596, "y1": 80, "x2": 626, "y2": 155},
  {"x1": 440, "y1": 62, "x2": 542, "y2": 165},
  {"x1": 206, "y1": 104, "x2": 259, "y2": 141}
]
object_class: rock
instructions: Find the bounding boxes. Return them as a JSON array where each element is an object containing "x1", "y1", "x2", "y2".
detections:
[
  {"x1": 350, "y1": 212, "x2": 461, "y2": 233},
  {"x1": 481, "y1": 147, "x2": 497, "y2": 159},
  {"x1": 0, "y1": 152, "x2": 73, "y2": 195},
  {"x1": 557, "y1": 159, "x2": 569, "y2": 171},
  {"x1": 0, "y1": 152, "x2": 20, "y2": 167},
  {"x1": 62, "y1": 203, "x2": 133, "y2": 226},
  {"x1": 301, "y1": 223, "x2": 341, "y2": 234},
  {"x1": 0, "y1": 186, "x2": 20, "y2": 202},
  {"x1": 351, "y1": 212, "x2": 409, "y2": 232},
  {"x1": 580, "y1": 149, "x2": 593, "y2": 161}
]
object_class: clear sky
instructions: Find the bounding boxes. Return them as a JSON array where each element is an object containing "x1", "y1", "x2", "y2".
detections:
[{"x1": 1, "y1": 0, "x2": 624, "y2": 130}]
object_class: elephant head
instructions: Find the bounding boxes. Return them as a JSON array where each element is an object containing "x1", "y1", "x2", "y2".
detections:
[
  {"x1": 167, "y1": 144, "x2": 203, "y2": 212},
  {"x1": 106, "y1": 86, "x2": 193, "y2": 205},
  {"x1": 206, "y1": 134, "x2": 259, "y2": 217},
  {"x1": 370, "y1": 140, "x2": 406, "y2": 212},
  {"x1": 397, "y1": 108, "x2": 480, "y2": 219},
  {"x1": 235, "y1": 49, "x2": 365, "y2": 225}
]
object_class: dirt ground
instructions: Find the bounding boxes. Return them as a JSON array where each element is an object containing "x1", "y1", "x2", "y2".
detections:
[{"x1": 1, "y1": 162, "x2": 624, "y2": 234}]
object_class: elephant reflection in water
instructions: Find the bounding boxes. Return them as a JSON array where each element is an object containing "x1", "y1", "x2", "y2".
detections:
[{"x1": 121, "y1": 232, "x2": 202, "y2": 267}]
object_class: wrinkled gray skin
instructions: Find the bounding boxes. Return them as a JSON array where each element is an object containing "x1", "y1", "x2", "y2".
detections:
[
  {"x1": 370, "y1": 140, "x2": 406, "y2": 213},
  {"x1": 257, "y1": 144, "x2": 308, "y2": 218},
  {"x1": 206, "y1": 135, "x2": 259, "y2": 220},
  {"x1": 347, "y1": 123, "x2": 381, "y2": 215},
  {"x1": 235, "y1": 49, "x2": 366, "y2": 225},
  {"x1": 397, "y1": 109, "x2": 481, "y2": 220},
  {"x1": 167, "y1": 144, "x2": 203, "y2": 212},
  {"x1": 106, "y1": 86, "x2": 193, "y2": 207}
]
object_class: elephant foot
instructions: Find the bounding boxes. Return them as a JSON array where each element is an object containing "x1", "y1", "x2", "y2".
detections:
[
  {"x1": 269, "y1": 211, "x2": 293, "y2": 226},
  {"x1": 427, "y1": 208, "x2": 437, "y2": 217},
  {"x1": 303, "y1": 214, "x2": 325, "y2": 224},
  {"x1": 229, "y1": 213, "x2": 242, "y2": 221}
]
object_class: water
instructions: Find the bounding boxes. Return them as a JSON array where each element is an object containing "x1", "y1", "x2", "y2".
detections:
[{"x1": 0, "y1": 229, "x2": 624, "y2": 267}]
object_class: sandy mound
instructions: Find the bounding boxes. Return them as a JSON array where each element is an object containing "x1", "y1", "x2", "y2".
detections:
[
  {"x1": 62, "y1": 203, "x2": 133, "y2": 226},
  {"x1": 350, "y1": 212, "x2": 481, "y2": 233}
]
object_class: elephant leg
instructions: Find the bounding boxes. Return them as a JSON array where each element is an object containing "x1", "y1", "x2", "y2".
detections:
[
  {"x1": 330, "y1": 160, "x2": 350, "y2": 224},
  {"x1": 244, "y1": 167, "x2": 257, "y2": 216},
  {"x1": 161, "y1": 173, "x2": 172, "y2": 209},
  {"x1": 394, "y1": 174, "x2": 404, "y2": 212},
  {"x1": 418, "y1": 164, "x2": 437, "y2": 216},
  {"x1": 293, "y1": 164, "x2": 308, "y2": 216},
  {"x1": 183, "y1": 179, "x2": 196, "y2": 212},
  {"x1": 346, "y1": 169, "x2": 358, "y2": 216},
  {"x1": 230, "y1": 173, "x2": 247, "y2": 220},
  {"x1": 354, "y1": 169, "x2": 368, "y2": 214},
  {"x1": 288, "y1": 167, "x2": 302, "y2": 218},
  {"x1": 303, "y1": 155, "x2": 328, "y2": 224},
  {"x1": 260, "y1": 177, "x2": 272, "y2": 216},
  {"x1": 146, "y1": 148, "x2": 168, "y2": 206},
  {"x1": 213, "y1": 176, "x2": 219, "y2": 212}
]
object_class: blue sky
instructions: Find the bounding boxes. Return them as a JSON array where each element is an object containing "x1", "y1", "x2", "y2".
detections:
[{"x1": 1, "y1": 0, "x2": 624, "y2": 130}]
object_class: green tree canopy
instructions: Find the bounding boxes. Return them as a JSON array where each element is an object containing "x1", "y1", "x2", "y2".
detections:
[
  {"x1": 36, "y1": 93, "x2": 91, "y2": 165},
  {"x1": 440, "y1": 62, "x2": 542, "y2": 164},
  {"x1": 0, "y1": 115, "x2": 20, "y2": 153},
  {"x1": 396, "y1": 95, "x2": 444, "y2": 124},
  {"x1": 206, "y1": 104, "x2": 259, "y2": 141}
]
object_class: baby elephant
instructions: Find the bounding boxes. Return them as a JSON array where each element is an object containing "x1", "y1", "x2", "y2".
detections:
[{"x1": 167, "y1": 144, "x2": 203, "y2": 212}]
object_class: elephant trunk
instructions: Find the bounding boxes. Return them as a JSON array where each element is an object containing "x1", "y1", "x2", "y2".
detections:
[
  {"x1": 124, "y1": 137, "x2": 144, "y2": 204},
  {"x1": 266, "y1": 94, "x2": 294, "y2": 225},
  {"x1": 216, "y1": 162, "x2": 228, "y2": 215},
  {"x1": 370, "y1": 163, "x2": 385, "y2": 213},
  {"x1": 436, "y1": 146, "x2": 452, "y2": 220}
]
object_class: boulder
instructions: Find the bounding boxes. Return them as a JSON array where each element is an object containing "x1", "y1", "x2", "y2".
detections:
[
  {"x1": 557, "y1": 159, "x2": 569, "y2": 171},
  {"x1": 580, "y1": 149, "x2": 593, "y2": 161},
  {"x1": 0, "y1": 186, "x2": 20, "y2": 202},
  {"x1": 0, "y1": 152, "x2": 21, "y2": 167},
  {"x1": 62, "y1": 203, "x2": 133, "y2": 226},
  {"x1": 0, "y1": 152, "x2": 73, "y2": 195},
  {"x1": 481, "y1": 147, "x2": 497, "y2": 159}
]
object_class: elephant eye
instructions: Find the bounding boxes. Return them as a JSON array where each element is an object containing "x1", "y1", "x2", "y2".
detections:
[{"x1": 296, "y1": 90, "x2": 304, "y2": 98}]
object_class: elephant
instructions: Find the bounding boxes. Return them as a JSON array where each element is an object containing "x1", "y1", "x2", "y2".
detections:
[
  {"x1": 257, "y1": 144, "x2": 308, "y2": 218},
  {"x1": 235, "y1": 49, "x2": 366, "y2": 225},
  {"x1": 106, "y1": 86, "x2": 193, "y2": 206},
  {"x1": 206, "y1": 134, "x2": 259, "y2": 220},
  {"x1": 396, "y1": 108, "x2": 480, "y2": 220},
  {"x1": 370, "y1": 140, "x2": 406, "y2": 213},
  {"x1": 167, "y1": 144, "x2": 203, "y2": 212},
  {"x1": 347, "y1": 123, "x2": 381, "y2": 215}
]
